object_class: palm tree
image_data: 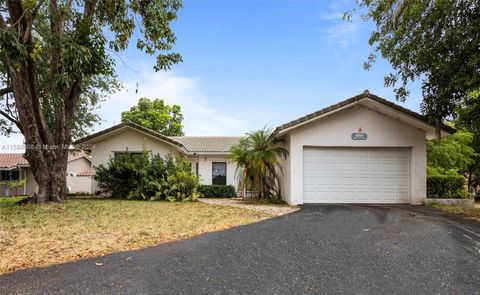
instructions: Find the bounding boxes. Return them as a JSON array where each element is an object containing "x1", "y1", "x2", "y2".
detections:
[{"x1": 228, "y1": 127, "x2": 288, "y2": 199}]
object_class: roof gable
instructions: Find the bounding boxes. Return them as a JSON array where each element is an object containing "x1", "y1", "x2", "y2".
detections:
[
  {"x1": 73, "y1": 122, "x2": 186, "y2": 152},
  {"x1": 273, "y1": 90, "x2": 455, "y2": 139}
]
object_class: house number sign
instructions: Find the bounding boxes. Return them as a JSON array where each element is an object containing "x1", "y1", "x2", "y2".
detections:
[{"x1": 351, "y1": 132, "x2": 368, "y2": 140}]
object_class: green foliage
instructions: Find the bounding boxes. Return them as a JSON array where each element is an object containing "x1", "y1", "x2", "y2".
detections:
[
  {"x1": 427, "y1": 175, "x2": 469, "y2": 199},
  {"x1": 6, "y1": 178, "x2": 27, "y2": 197},
  {"x1": 348, "y1": 0, "x2": 480, "y2": 125},
  {"x1": 228, "y1": 127, "x2": 288, "y2": 200},
  {"x1": 198, "y1": 185, "x2": 236, "y2": 198},
  {"x1": 6, "y1": 178, "x2": 26, "y2": 190},
  {"x1": 426, "y1": 166, "x2": 459, "y2": 177},
  {"x1": 0, "y1": 0, "x2": 182, "y2": 137},
  {"x1": 94, "y1": 149, "x2": 197, "y2": 201},
  {"x1": 151, "y1": 171, "x2": 200, "y2": 202},
  {"x1": 455, "y1": 90, "x2": 480, "y2": 192},
  {"x1": 121, "y1": 98, "x2": 184, "y2": 136},
  {"x1": 427, "y1": 131, "x2": 477, "y2": 174}
]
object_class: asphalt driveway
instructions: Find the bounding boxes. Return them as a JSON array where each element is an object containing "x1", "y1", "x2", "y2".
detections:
[{"x1": 1, "y1": 205, "x2": 480, "y2": 295}]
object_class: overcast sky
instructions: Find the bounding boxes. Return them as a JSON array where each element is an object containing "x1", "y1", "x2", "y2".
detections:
[{"x1": 1, "y1": 0, "x2": 425, "y2": 151}]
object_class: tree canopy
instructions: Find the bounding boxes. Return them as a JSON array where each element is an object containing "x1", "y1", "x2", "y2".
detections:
[
  {"x1": 427, "y1": 131, "x2": 477, "y2": 175},
  {"x1": 121, "y1": 98, "x2": 184, "y2": 136},
  {"x1": 454, "y1": 90, "x2": 480, "y2": 192},
  {"x1": 348, "y1": 0, "x2": 480, "y2": 132},
  {"x1": 0, "y1": 0, "x2": 182, "y2": 202}
]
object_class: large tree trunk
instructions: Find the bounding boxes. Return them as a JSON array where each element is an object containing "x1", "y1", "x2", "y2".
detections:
[
  {"x1": 2, "y1": 0, "x2": 82, "y2": 203},
  {"x1": 25, "y1": 149, "x2": 69, "y2": 202}
]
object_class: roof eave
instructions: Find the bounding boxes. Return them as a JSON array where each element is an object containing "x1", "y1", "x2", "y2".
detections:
[
  {"x1": 272, "y1": 92, "x2": 455, "y2": 138},
  {"x1": 73, "y1": 122, "x2": 187, "y2": 153}
]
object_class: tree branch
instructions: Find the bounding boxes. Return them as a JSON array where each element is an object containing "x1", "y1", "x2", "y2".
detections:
[
  {"x1": 0, "y1": 87, "x2": 12, "y2": 96},
  {"x1": 0, "y1": 109, "x2": 23, "y2": 132}
]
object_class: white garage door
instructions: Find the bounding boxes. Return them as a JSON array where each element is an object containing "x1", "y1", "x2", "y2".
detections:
[{"x1": 303, "y1": 147, "x2": 410, "y2": 203}]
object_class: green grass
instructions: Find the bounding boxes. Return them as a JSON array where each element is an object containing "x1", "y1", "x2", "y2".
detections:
[
  {"x1": 0, "y1": 196, "x2": 25, "y2": 207},
  {"x1": 0, "y1": 199, "x2": 269, "y2": 274}
]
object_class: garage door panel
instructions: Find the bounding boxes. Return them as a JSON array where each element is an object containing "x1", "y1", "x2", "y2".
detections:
[{"x1": 303, "y1": 147, "x2": 410, "y2": 203}]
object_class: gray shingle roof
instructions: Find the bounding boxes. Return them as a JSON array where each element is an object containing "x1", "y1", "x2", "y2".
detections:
[{"x1": 169, "y1": 136, "x2": 241, "y2": 153}]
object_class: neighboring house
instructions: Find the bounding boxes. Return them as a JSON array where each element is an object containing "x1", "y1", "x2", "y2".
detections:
[
  {"x1": 74, "y1": 123, "x2": 240, "y2": 193},
  {"x1": 75, "y1": 91, "x2": 453, "y2": 205},
  {"x1": 0, "y1": 151, "x2": 92, "y2": 196}
]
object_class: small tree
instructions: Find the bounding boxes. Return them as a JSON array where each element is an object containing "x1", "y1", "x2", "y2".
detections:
[
  {"x1": 228, "y1": 128, "x2": 287, "y2": 199},
  {"x1": 6, "y1": 178, "x2": 27, "y2": 197},
  {"x1": 121, "y1": 98, "x2": 184, "y2": 136}
]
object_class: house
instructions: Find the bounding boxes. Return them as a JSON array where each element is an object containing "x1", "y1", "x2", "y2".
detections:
[
  {"x1": 0, "y1": 151, "x2": 92, "y2": 196},
  {"x1": 75, "y1": 91, "x2": 453, "y2": 205},
  {"x1": 73, "y1": 123, "x2": 240, "y2": 193}
]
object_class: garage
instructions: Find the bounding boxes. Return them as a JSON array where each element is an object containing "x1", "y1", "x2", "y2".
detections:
[
  {"x1": 272, "y1": 91, "x2": 454, "y2": 205},
  {"x1": 303, "y1": 147, "x2": 410, "y2": 203}
]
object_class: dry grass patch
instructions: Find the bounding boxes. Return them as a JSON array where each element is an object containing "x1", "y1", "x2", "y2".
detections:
[
  {"x1": 428, "y1": 202, "x2": 480, "y2": 221},
  {"x1": 0, "y1": 199, "x2": 269, "y2": 274}
]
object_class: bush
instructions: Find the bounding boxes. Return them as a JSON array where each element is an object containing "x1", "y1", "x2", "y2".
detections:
[
  {"x1": 151, "y1": 171, "x2": 200, "y2": 202},
  {"x1": 198, "y1": 185, "x2": 236, "y2": 198},
  {"x1": 427, "y1": 175, "x2": 469, "y2": 199},
  {"x1": 94, "y1": 149, "x2": 198, "y2": 201}
]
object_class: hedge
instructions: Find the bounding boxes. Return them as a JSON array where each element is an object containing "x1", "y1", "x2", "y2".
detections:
[
  {"x1": 198, "y1": 185, "x2": 236, "y2": 198},
  {"x1": 427, "y1": 175, "x2": 468, "y2": 199}
]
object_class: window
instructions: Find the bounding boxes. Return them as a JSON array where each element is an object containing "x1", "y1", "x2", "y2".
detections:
[
  {"x1": 1, "y1": 170, "x2": 20, "y2": 181},
  {"x1": 113, "y1": 151, "x2": 143, "y2": 160},
  {"x1": 195, "y1": 163, "x2": 199, "y2": 176},
  {"x1": 212, "y1": 162, "x2": 226, "y2": 185}
]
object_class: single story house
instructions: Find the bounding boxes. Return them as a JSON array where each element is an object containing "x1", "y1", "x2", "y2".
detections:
[
  {"x1": 75, "y1": 90, "x2": 453, "y2": 205},
  {"x1": 0, "y1": 151, "x2": 92, "y2": 196},
  {"x1": 74, "y1": 122, "x2": 241, "y2": 194}
]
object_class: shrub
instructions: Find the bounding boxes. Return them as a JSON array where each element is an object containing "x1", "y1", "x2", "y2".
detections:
[
  {"x1": 198, "y1": 185, "x2": 236, "y2": 198},
  {"x1": 94, "y1": 149, "x2": 198, "y2": 201},
  {"x1": 427, "y1": 175, "x2": 469, "y2": 199},
  {"x1": 151, "y1": 171, "x2": 200, "y2": 202}
]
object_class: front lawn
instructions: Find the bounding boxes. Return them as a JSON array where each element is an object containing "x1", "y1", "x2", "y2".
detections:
[
  {"x1": 0, "y1": 197, "x2": 25, "y2": 207},
  {"x1": 428, "y1": 202, "x2": 480, "y2": 221},
  {"x1": 0, "y1": 199, "x2": 269, "y2": 274}
]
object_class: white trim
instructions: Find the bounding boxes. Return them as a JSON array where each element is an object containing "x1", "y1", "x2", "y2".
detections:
[{"x1": 276, "y1": 98, "x2": 450, "y2": 138}]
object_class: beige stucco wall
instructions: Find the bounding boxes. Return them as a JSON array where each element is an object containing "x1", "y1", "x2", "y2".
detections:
[
  {"x1": 25, "y1": 167, "x2": 38, "y2": 196},
  {"x1": 281, "y1": 105, "x2": 426, "y2": 205},
  {"x1": 66, "y1": 157, "x2": 92, "y2": 193},
  {"x1": 190, "y1": 155, "x2": 238, "y2": 187},
  {"x1": 278, "y1": 135, "x2": 291, "y2": 204},
  {"x1": 67, "y1": 157, "x2": 91, "y2": 175},
  {"x1": 89, "y1": 128, "x2": 182, "y2": 193},
  {"x1": 67, "y1": 176, "x2": 92, "y2": 193}
]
